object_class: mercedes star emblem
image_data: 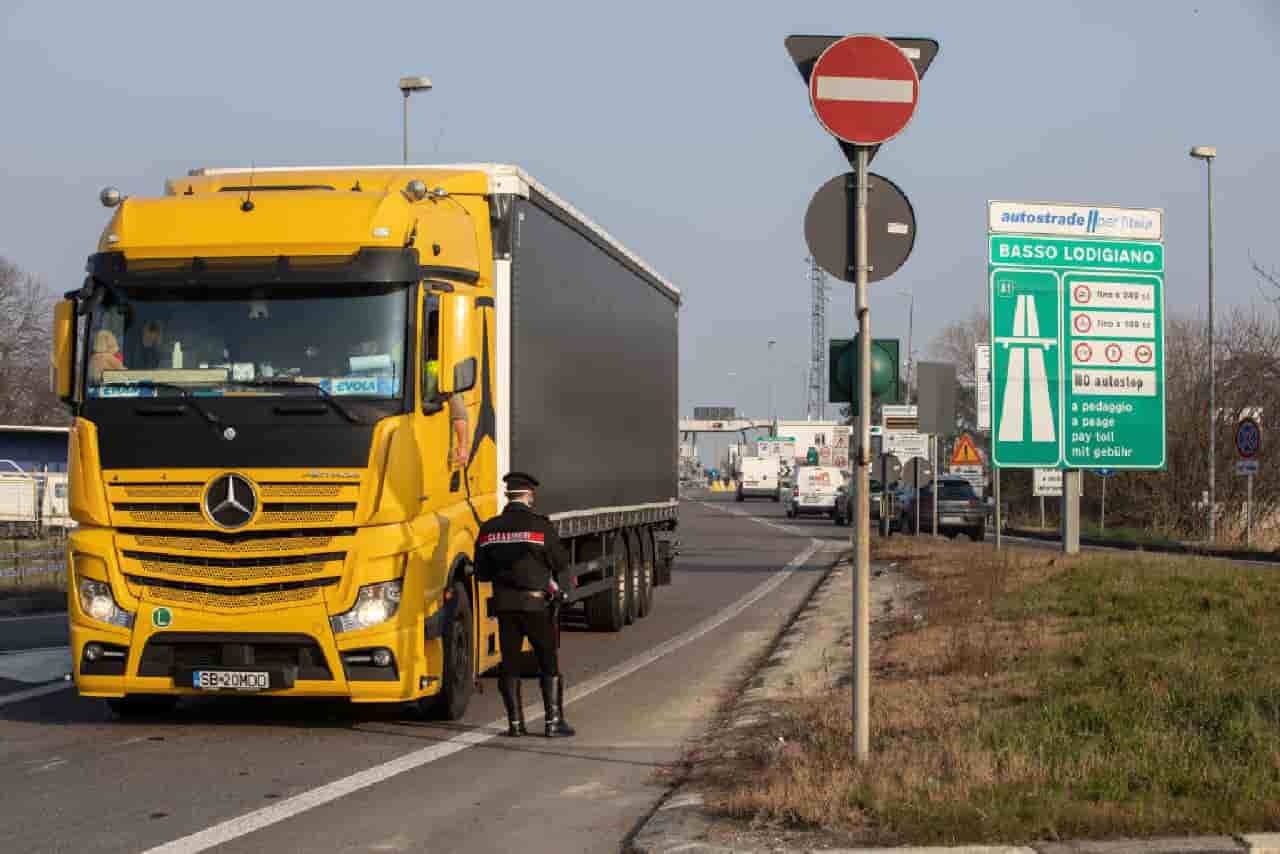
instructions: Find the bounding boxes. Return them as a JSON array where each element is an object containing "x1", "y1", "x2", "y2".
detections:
[
  {"x1": 204, "y1": 474, "x2": 258, "y2": 529},
  {"x1": 222, "y1": 427, "x2": 237, "y2": 441}
]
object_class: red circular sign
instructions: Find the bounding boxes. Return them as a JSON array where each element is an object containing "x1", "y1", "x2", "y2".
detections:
[
  {"x1": 1074, "y1": 314, "x2": 1092, "y2": 333},
  {"x1": 1105, "y1": 343, "x2": 1123, "y2": 363},
  {"x1": 1074, "y1": 342, "x2": 1093, "y2": 362},
  {"x1": 1073, "y1": 284, "x2": 1092, "y2": 304},
  {"x1": 1135, "y1": 344, "x2": 1153, "y2": 364},
  {"x1": 809, "y1": 35, "x2": 920, "y2": 146}
]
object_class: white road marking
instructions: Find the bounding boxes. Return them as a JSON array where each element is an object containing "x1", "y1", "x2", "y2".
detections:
[
  {"x1": 0, "y1": 611, "x2": 67, "y2": 623},
  {"x1": 143, "y1": 538, "x2": 823, "y2": 854},
  {"x1": 0, "y1": 680, "x2": 71, "y2": 708},
  {"x1": 815, "y1": 75, "x2": 914, "y2": 103}
]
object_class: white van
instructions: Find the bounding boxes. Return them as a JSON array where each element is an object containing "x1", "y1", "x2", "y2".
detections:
[
  {"x1": 736, "y1": 456, "x2": 780, "y2": 502},
  {"x1": 787, "y1": 465, "x2": 846, "y2": 519}
]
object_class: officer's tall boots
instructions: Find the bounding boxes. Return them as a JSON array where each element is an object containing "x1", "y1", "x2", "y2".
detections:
[
  {"x1": 498, "y1": 675, "x2": 528, "y2": 737},
  {"x1": 540, "y1": 674, "x2": 576, "y2": 737}
]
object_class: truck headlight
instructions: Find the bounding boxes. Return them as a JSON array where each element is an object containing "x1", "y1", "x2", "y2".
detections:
[
  {"x1": 76, "y1": 577, "x2": 134, "y2": 629},
  {"x1": 331, "y1": 579, "x2": 402, "y2": 634}
]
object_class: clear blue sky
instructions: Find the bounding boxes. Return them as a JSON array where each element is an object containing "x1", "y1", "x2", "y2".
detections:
[{"x1": 2, "y1": 0, "x2": 1276, "y2": 426}]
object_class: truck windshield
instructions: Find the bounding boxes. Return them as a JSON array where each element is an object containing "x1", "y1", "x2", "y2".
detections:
[{"x1": 84, "y1": 283, "x2": 409, "y2": 400}]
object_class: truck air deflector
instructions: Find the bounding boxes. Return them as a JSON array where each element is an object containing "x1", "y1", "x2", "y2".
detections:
[{"x1": 86, "y1": 247, "x2": 425, "y2": 287}]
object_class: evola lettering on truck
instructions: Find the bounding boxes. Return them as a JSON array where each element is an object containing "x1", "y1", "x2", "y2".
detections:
[{"x1": 51, "y1": 164, "x2": 680, "y2": 717}]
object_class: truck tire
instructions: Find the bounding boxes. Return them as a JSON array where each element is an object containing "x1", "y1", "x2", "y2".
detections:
[
  {"x1": 634, "y1": 528, "x2": 654, "y2": 619},
  {"x1": 623, "y1": 530, "x2": 639, "y2": 626},
  {"x1": 425, "y1": 580, "x2": 474, "y2": 720},
  {"x1": 585, "y1": 535, "x2": 626, "y2": 632},
  {"x1": 735, "y1": 491, "x2": 744, "y2": 502}
]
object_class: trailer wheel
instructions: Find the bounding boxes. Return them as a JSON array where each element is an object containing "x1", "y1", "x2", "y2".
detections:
[
  {"x1": 622, "y1": 530, "x2": 640, "y2": 626},
  {"x1": 637, "y1": 527, "x2": 655, "y2": 617},
  {"x1": 425, "y1": 580, "x2": 474, "y2": 720},
  {"x1": 627, "y1": 529, "x2": 651, "y2": 619},
  {"x1": 585, "y1": 535, "x2": 625, "y2": 632}
]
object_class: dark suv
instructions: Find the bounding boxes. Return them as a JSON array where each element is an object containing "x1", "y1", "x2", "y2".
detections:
[{"x1": 898, "y1": 478, "x2": 986, "y2": 540}]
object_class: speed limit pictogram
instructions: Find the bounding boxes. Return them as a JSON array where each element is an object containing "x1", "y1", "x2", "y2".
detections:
[{"x1": 1236, "y1": 417, "x2": 1262, "y2": 459}]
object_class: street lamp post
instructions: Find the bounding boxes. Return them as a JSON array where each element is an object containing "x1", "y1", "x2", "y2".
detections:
[
  {"x1": 767, "y1": 339, "x2": 777, "y2": 426},
  {"x1": 1191, "y1": 145, "x2": 1217, "y2": 542},
  {"x1": 399, "y1": 76, "x2": 433, "y2": 164},
  {"x1": 898, "y1": 288, "x2": 914, "y2": 402}
]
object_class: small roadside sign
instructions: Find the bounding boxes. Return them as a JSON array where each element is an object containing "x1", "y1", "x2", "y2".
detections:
[
  {"x1": 1033, "y1": 468, "x2": 1063, "y2": 497},
  {"x1": 884, "y1": 431, "x2": 928, "y2": 461},
  {"x1": 950, "y1": 464, "x2": 985, "y2": 492},
  {"x1": 975, "y1": 343, "x2": 991, "y2": 431},
  {"x1": 1237, "y1": 459, "x2": 1260, "y2": 476},
  {"x1": 1236, "y1": 417, "x2": 1261, "y2": 459},
  {"x1": 950, "y1": 432, "x2": 983, "y2": 467}
]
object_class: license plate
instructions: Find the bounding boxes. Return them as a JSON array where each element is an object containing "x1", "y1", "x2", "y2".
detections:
[
  {"x1": 193, "y1": 670, "x2": 270, "y2": 691},
  {"x1": 941, "y1": 515, "x2": 964, "y2": 525}
]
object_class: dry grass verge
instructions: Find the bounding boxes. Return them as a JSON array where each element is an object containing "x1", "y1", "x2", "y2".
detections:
[{"x1": 694, "y1": 537, "x2": 1280, "y2": 846}]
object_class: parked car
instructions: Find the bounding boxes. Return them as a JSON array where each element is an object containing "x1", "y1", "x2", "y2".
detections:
[
  {"x1": 787, "y1": 465, "x2": 845, "y2": 519},
  {"x1": 833, "y1": 478, "x2": 884, "y2": 527},
  {"x1": 898, "y1": 477, "x2": 986, "y2": 540}
]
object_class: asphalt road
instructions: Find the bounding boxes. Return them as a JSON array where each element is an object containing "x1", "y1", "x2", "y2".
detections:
[
  {"x1": 0, "y1": 611, "x2": 68, "y2": 652},
  {"x1": 0, "y1": 496, "x2": 851, "y2": 854}
]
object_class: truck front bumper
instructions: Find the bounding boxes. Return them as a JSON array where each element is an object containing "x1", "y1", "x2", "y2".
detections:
[{"x1": 72, "y1": 603, "x2": 435, "y2": 703}]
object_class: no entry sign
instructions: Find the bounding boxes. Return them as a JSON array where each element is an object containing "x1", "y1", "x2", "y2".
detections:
[{"x1": 809, "y1": 34, "x2": 920, "y2": 146}]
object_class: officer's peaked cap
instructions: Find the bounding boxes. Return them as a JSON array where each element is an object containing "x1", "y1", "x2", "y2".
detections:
[{"x1": 503, "y1": 471, "x2": 540, "y2": 492}]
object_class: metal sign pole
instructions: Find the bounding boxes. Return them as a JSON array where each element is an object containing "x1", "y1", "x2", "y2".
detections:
[
  {"x1": 1063, "y1": 470, "x2": 1081, "y2": 554},
  {"x1": 1101, "y1": 476, "x2": 1107, "y2": 533},
  {"x1": 1040, "y1": 494, "x2": 1046, "y2": 530},
  {"x1": 851, "y1": 146, "x2": 871, "y2": 761},
  {"x1": 994, "y1": 468, "x2": 1002, "y2": 550},
  {"x1": 931, "y1": 436, "x2": 938, "y2": 537},
  {"x1": 1247, "y1": 473, "x2": 1253, "y2": 548}
]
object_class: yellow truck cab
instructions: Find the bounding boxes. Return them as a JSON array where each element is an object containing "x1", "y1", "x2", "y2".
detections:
[{"x1": 52, "y1": 165, "x2": 680, "y2": 717}]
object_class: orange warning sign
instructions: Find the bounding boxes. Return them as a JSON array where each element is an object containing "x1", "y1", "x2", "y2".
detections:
[{"x1": 950, "y1": 432, "x2": 983, "y2": 467}]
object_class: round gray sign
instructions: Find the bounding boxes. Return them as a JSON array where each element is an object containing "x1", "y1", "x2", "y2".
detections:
[{"x1": 804, "y1": 172, "x2": 916, "y2": 283}]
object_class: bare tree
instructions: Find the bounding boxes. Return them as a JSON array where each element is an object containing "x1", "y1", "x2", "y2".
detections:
[{"x1": 0, "y1": 257, "x2": 65, "y2": 426}]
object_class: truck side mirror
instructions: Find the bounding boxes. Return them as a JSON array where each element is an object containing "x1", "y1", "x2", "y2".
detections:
[
  {"x1": 452, "y1": 357, "x2": 477, "y2": 394},
  {"x1": 50, "y1": 299, "x2": 76, "y2": 404},
  {"x1": 436, "y1": 292, "x2": 475, "y2": 394}
]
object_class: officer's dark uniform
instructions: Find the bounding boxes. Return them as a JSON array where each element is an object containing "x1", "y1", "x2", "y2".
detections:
[{"x1": 474, "y1": 472, "x2": 576, "y2": 738}]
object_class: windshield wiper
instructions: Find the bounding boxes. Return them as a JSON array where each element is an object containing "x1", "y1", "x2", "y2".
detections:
[
  {"x1": 132, "y1": 382, "x2": 222, "y2": 425},
  {"x1": 232, "y1": 379, "x2": 362, "y2": 424}
]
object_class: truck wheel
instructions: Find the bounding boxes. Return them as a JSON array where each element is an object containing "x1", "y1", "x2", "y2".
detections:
[
  {"x1": 634, "y1": 528, "x2": 654, "y2": 618},
  {"x1": 735, "y1": 491, "x2": 744, "y2": 502},
  {"x1": 425, "y1": 580, "x2": 474, "y2": 720},
  {"x1": 107, "y1": 695, "x2": 178, "y2": 718},
  {"x1": 585, "y1": 535, "x2": 626, "y2": 632},
  {"x1": 623, "y1": 530, "x2": 639, "y2": 626}
]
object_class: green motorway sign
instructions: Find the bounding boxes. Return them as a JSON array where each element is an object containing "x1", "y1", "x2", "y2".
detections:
[{"x1": 988, "y1": 228, "x2": 1165, "y2": 470}]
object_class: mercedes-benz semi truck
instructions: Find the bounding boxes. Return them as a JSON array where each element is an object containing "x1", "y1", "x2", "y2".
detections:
[{"x1": 51, "y1": 164, "x2": 680, "y2": 717}]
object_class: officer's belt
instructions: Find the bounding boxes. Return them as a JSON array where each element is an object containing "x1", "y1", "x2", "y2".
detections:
[{"x1": 495, "y1": 585, "x2": 546, "y2": 599}]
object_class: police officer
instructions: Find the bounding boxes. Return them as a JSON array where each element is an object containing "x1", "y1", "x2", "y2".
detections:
[{"x1": 475, "y1": 472, "x2": 576, "y2": 738}]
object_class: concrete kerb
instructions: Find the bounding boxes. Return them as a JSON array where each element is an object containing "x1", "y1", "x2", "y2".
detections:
[{"x1": 625, "y1": 531, "x2": 848, "y2": 854}]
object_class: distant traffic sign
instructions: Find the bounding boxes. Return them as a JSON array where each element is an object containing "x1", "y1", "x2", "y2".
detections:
[
  {"x1": 1033, "y1": 468, "x2": 1064, "y2": 496},
  {"x1": 1236, "y1": 417, "x2": 1261, "y2": 459},
  {"x1": 808, "y1": 34, "x2": 920, "y2": 146},
  {"x1": 806, "y1": 172, "x2": 916, "y2": 283},
  {"x1": 950, "y1": 433, "x2": 983, "y2": 467},
  {"x1": 1093, "y1": 468, "x2": 1116, "y2": 478}
]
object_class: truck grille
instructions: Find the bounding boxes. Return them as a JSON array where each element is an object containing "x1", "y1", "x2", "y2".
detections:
[
  {"x1": 129, "y1": 531, "x2": 346, "y2": 554},
  {"x1": 137, "y1": 632, "x2": 332, "y2": 680},
  {"x1": 122, "y1": 550, "x2": 344, "y2": 583},
  {"x1": 128, "y1": 575, "x2": 337, "y2": 610},
  {"x1": 112, "y1": 502, "x2": 356, "y2": 527},
  {"x1": 120, "y1": 483, "x2": 346, "y2": 500}
]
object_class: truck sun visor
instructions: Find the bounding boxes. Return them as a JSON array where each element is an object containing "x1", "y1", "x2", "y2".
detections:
[{"x1": 85, "y1": 247, "x2": 476, "y2": 287}]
